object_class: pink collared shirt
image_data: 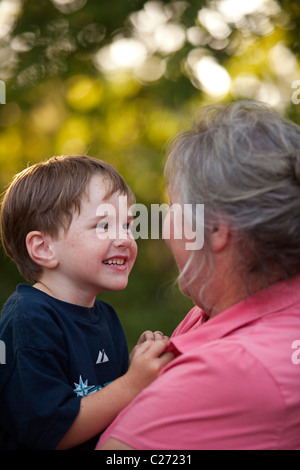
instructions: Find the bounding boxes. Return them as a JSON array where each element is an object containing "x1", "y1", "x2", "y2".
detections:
[{"x1": 97, "y1": 275, "x2": 300, "y2": 450}]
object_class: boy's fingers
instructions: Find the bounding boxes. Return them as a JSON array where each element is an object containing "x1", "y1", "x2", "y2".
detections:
[
  {"x1": 153, "y1": 331, "x2": 164, "y2": 340},
  {"x1": 159, "y1": 351, "x2": 174, "y2": 367},
  {"x1": 133, "y1": 339, "x2": 154, "y2": 354},
  {"x1": 140, "y1": 330, "x2": 155, "y2": 342},
  {"x1": 138, "y1": 331, "x2": 169, "y2": 344},
  {"x1": 145, "y1": 338, "x2": 170, "y2": 357},
  {"x1": 154, "y1": 331, "x2": 170, "y2": 341},
  {"x1": 134, "y1": 338, "x2": 168, "y2": 357}
]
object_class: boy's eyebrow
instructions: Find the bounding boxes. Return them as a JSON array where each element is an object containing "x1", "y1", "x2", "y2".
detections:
[{"x1": 90, "y1": 214, "x2": 107, "y2": 221}]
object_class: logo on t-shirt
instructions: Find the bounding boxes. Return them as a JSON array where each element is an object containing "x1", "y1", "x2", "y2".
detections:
[
  {"x1": 96, "y1": 349, "x2": 109, "y2": 364},
  {"x1": 73, "y1": 375, "x2": 111, "y2": 397}
]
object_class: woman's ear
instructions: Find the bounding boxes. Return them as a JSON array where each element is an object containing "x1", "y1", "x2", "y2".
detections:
[
  {"x1": 209, "y1": 219, "x2": 231, "y2": 253},
  {"x1": 26, "y1": 231, "x2": 58, "y2": 269}
]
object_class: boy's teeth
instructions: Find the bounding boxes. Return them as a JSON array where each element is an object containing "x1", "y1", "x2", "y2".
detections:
[{"x1": 104, "y1": 258, "x2": 125, "y2": 265}]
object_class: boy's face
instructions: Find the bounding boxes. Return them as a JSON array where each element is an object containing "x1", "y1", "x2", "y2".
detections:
[{"x1": 49, "y1": 175, "x2": 137, "y2": 305}]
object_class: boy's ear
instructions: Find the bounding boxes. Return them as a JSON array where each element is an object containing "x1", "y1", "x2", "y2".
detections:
[{"x1": 26, "y1": 231, "x2": 58, "y2": 269}]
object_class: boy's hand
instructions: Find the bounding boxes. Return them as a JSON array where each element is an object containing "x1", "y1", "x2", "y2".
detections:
[
  {"x1": 56, "y1": 337, "x2": 173, "y2": 450},
  {"x1": 124, "y1": 338, "x2": 174, "y2": 397},
  {"x1": 130, "y1": 330, "x2": 169, "y2": 362},
  {"x1": 137, "y1": 330, "x2": 169, "y2": 343}
]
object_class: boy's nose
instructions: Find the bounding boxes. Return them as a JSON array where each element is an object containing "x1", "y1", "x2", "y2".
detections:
[
  {"x1": 113, "y1": 238, "x2": 132, "y2": 248},
  {"x1": 113, "y1": 230, "x2": 134, "y2": 247}
]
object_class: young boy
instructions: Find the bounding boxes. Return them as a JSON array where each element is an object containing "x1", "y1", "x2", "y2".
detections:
[{"x1": 0, "y1": 155, "x2": 173, "y2": 450}]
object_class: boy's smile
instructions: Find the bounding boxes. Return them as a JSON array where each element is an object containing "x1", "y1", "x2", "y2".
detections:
[
  {"x1": 103, "y1": 256, "x2": 128, "y2": 269},
  {"x1": 36, "y1": 175, "x2": 137, "y2": 307}
]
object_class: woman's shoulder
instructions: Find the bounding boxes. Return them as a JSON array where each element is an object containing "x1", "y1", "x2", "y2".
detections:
[{"x1": 171, "y1": 306, "x2": 207, "y2": 338}]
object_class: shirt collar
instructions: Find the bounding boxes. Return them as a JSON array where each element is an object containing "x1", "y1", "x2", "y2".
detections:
[{"x1": 169, "y1": 274, "x2": 300, "y2": 355}]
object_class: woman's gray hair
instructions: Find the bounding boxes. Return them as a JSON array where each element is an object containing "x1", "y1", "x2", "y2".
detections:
[{"x1": 165, "y1": 100, "x2": 300, "y2": 279}]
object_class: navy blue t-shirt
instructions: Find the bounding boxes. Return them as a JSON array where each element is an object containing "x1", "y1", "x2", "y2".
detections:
[{"x1": 0, "y1": 284, "x2": 129, "y2": 450}]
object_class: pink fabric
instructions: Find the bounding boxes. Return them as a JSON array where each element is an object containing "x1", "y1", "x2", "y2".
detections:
[{"x1": 97, "y1": 275, "x2": 300, "y2": 450}]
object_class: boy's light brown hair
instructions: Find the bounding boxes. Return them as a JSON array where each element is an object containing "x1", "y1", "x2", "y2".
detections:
[{"x1": 1, "y1": 155, "x2": 135, "y2": 283}]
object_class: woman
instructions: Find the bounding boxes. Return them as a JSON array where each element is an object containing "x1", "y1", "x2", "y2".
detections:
[{"x1": 97, "y1": 100, "x2": 300, "y2": 450}]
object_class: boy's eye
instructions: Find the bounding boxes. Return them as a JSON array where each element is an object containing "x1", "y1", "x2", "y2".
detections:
[
  {"x1": 95, "y1": 219, "x2": 134, "y2": 233},
  {"x1": 96, "y1": 222, "x2": 109, "y2": 231},
  {"x1": 124, "y1": 219, "x2": 135, "y2": 231}
]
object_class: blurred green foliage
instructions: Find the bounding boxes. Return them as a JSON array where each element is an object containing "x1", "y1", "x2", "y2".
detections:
[{"x1": 0, "y1": 0, "x2": 300, "y2": 348}]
